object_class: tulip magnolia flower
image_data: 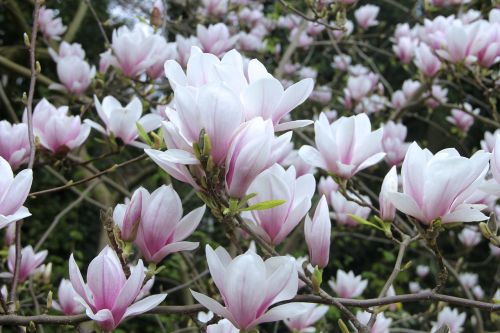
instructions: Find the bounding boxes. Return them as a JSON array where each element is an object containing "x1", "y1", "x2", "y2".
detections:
[
  {"x1": 207, "y1": 319, "x2": 239, "y2": 333},
  {"x1": 317, "y1": 176, "x2": 339, "y2": 204},
  {"x1": 38, "y1": 6, "x2": 66, "y2": 40},
  {"x1": 357, "y1": 311, "x2": 392, "y2": 333},
  {"x1": 382, "y1": 121, "x2": 409, "y2": 167},
  {"x1": 299, "y1": 113, "x2": 385, "y2": 179},
  {"x1": 414, "y1": 43, "x2": 441, "y2": 77},
  {"x1": 0, "y1": 157, "x2": 33, "y2": 229},
  {"x1": 0, "y1": 121, "x2": 29, "y2": 170},
  {"x1": 459, "y1": 272, "x2": 478, "y2": 288},
  {"x1": 387, "y1": 142, "x2": 490, "y2": 225},
  {"x1": 29, "y1": 99, "x2": 90, "y2": 154},
  {"x1": 379, "y1": 166, "x2": 398, "y2": 221},
  {"x1": 354, "y1": 4, "x2": 380, "y2": 29},
  {"x1": 134, "y1": 185, "x2": 205, "y2": 263},
  {"x1": 331, "y1": 191, "x2": 371, "y2": 227},
  {"x1": 446, "y1": 104, "x2": 478, "y2": 133},
  {"x1": 48, "y1": 42, "x2": 85, "y2": 62},
  {"x1": 328, "y1": 269, "x2": 368, "y2": 298},
  {"x1": 457, "y1": 227, "x2": 481, "y2": 248},
  {"x1": 50, "y1": 56, "x2": 95, "y2": 95},
  {"x1": 246, "y1": 164, "x2": 315, "y2": 245},
  {"x1": 113, "y1": 188, "x2": 145, "y2": 242},
  {"x1": 283, "y1": 303, "x2": 329, "y2": 332},
  {"x1": 200, "y1": 0, "x2": 228, "y2": 17},
  {"x1": 87, "y1": 95, "x2": 162, "y2": 147},
  {"x1": 69, "y1": 247, "x2": 167, "y2": 331},
  {"x1": 304, "y1": 196, "x2": 331, "y2": 268},
  {"x1": 7, "y1": 245, "x2": 47, "y2": 282},
  {"x1": 431, "y1": 307, "x2": 466, "y2": 333},
  {"x1": 191, "y1": 245, "x2": 300, "y2": 330},
  {"x1": 197, "y1": 23, "x2": 237, "y2": 57},
  {"x1": 53, "y1": 279, "x2": 85, "y2": 315}
]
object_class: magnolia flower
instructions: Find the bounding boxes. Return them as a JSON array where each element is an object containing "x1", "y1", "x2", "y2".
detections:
[
  {"x1": 431, "y1": 307, "x2": 466, "y2": 333},
  {"x1": 331, "y1": 191, "x2": 371, "y2": 227},
  {"x1": 191, "y1": 245, "x2": 300, "y2": 330},
  {"x1": 458, "y1": 227, "x2": 481, "y2": 248},
  {"x1": 393, "y1": 37, "x2": 417, "y2": 64},
  {"x1": 38, "y1": 6, "x2": 66, "y2": 40},
  {"x1": 50, "y1": 56, "x2": 95, "y2": 95},
  {"x1": 225, "y1": 118, "x2": 276, "y2": 198},
  {"x1": 48, "y1": 42, "x2": 85, "y2": 62},
  {"x1": 69, "y1": 247, "x2": 167, "y2": 331},
  {"x1": 7, "y1": 245, "x2": 47, "y2": 282},
  {"x1": 197, "y1": 23, "x2": 236, "y2": 57},
  {"x1": 0, "y1": 157, "x2": 33, "y2": 229},
  {"x1": 459, "y1": 272, "x2": 478, "y2": 288},
  {"x1": 283, "y1": 303, "x2": 329, "y2": 332},
  {"x1": 147, "y1": 37, "x2": 178, "y2": 79},
  {"x1": 198, "y1": 311, "x2": 214, "y2": 323},
  {"x1": 472, "y1": 285, "x2": 484, "y2": 299},
  {"x1": 4, "y1": 223, "x2": 15, "y2": 246},
  {"x1": 409, "y1": 281, "x2": 422, "y2": 293},
  {"x1": 53, "y1": 279, "x2": 85, "y2": 315},
  {"x1": 87, "y1": 95, "x2": 162, "y2": 147},
  {"x1": 113, "y1": 188, "x2": 145, "y2": 242},
  {"x1": 246, "y1": 164, "x2": 315, "y2": 245},
  {"x1": 175, "y1": 35, "x2": 201, "y2": 67},
  {"x1": 446, "y1": 104, "x2": 479, "y2": 133},
  {"x1": 357, "y1": 311, "x2": 392, "y2": 333},
  {"x1": 318, "y1": 176, "x2": 339, "y2": 203},
  {"x1": 207, "y1": 319, "x2": 239, "y2": 333},
  {"x1": 299, "y1": 113, "x2": 385, "y2": 179},
  {"x1": 379, "y1": 166, "x2": 398, "y2": 221},
  {"x1": 332, "y1": 55, "x2": 352, "y2": 71},
  {"x1": 387, "y1": 142, "x2": 490, "y2": 225},
  {"x1": 414, "y1": 43, "x2": 441, "y2": 77},
  {"x1": 110, "y1": 24, "x2": 158, "y2": 77},
  {"x1": 490, "y1": 243, "x2": 500, "y2": 257},
  {"x1": 200, "y1": 0, "x2": 228, "y2": 16},
  {"x1": 99, "y1": 49, "x2": 114, "y2": 73},
  {"x1": 416, "y1": 265, "x2": 430, "y2": 278},
  {"x1": 436, "y1": 21, "x2": 480, "y2": 64},
  {"x1": 304, "y1": 196, "x2": 331, "y2": 268},
  {"x1": 382, "y1": 121, "x2": 409, "y2": 166},
  {"x1": 328, "y1": 269, "x2": 368, "y2": 298},
  {"x1": 134, "y1": 185, "x2": 205, "y2": 263},
  {"x1": 354, "y1": 4, "x2": 380, "y2": 29},
  {"x1": 29, "y1": 99, "x2": 90, "y2": 154},
  {"x1": 0, "y1": 121, "x2": 29, "y2": 170},
  {"x1": 481, "y1": 129, "x2": 500, "y2": 152}
]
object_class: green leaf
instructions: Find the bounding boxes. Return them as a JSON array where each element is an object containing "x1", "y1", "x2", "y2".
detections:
[
  {"x1": 348, "y1": 214, "x2": 384, "y2": 231},
  {"x1": 136, "y1": 122, "x2": 153, "y2": 146},
  {"x1": 241, "y1": 199, "x2": 286, "y2": 212}
]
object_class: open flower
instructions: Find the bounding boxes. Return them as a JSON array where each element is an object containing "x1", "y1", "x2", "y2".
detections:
[
  {"x1": 283, "y1": 303, "x2": 328, "y2": 332},
  {"x1": 328, "y1": 269, "x2": 368, "y2": 298},
  {"x1": 0, "y1": 121, "x2": 29, "y2": 170},
  {"x1": 0, "y1": 157, "x2": 33, "y2": 229},
  {"x1": 387, "y1": 142, "x2": 490, "y2": 225},
  {"x1": 68, "y1": 247, "x2": 167, "y2": 331},
  {"x1": 53, "y1": 279, "x2": 85, "y2": 315},
  {"x1": 357, "y1": 311, "x2": 392, "y2": 333},
  {"x1": 134, "y1": 185, "x2": 205, "y2": 263},
  {"x1": 7, "y1": 245, "x2": 47, "y2": 282},
  {"x1": 299, "y1": 113, "x2": 385, "y2": 179},
  {"x1": 38, "y1": 6, "x2": 66, "y2": 40},
  {"x1": 191, "y1": 245, "x2": 300, "y2": 330},
  {"x1": 431, "y1": 307, "x2": 466, "y2": 333}
]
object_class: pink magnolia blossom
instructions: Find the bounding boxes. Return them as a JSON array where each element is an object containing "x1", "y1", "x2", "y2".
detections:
[
  {"x1": 446, "y1": 104, "x2": 479, "y2": 133},
  {"x1": 87, "y1": 95, "x2": 162, "y2": 147},
  {"x1": 436, "y1": 20, "x2": 482, "y2": 64},
  {"x1": 207, "y1": 319, "x2": 239, "y2": 333},
  {"x1": 283, "y1": 303, "x2": 329, "y2": 332},
  {"x1": 431, "y1": 307, "x2": 466, "y2": 333},
  {"x1": 48, "y1": 42, "x2": 85, "y2": 62},
  {"x1": 332, "y1": 20, "x2": 353, "y2": 40},
  {"x1": 304, "y1": 196, "x2": 331, "y2": 268},
  {"x1": 113, "y1": 188, "x2": 145, "y2": 242},
  {"x1": 414, "y1": 43, "x2": 441, "y2": 77},
  {"x1": 425, "y1": 85, "x2": 448, "y2": 108},
  {"x1": 459, "y1": 272, "x2": 478, "y2": 288},
  {"x1": 416, "y1": 265, "x2": 430, "y2": 278},
  {"x1": 0, "y1": 121, "x2": 29, "y2": 170},
  {"x1": 491, "y1": 135, "x2": 500, "y2": 186},
  {"x1": 197, "y1": 23, "x2": 237, "y2": 57},
  {"x1": 147, "y1": 37, "x2": 178, "y2": 79},
  {"x1": 328, "y1": 269, "x2": 368, "y2": 298},
  {"x1": 387, "y1": 142, "x2": 490, "y2": 225},
  {"x1": 200, "y1": 0, "x2": 228, "y2": 16},
  {"x1": 191, "y1": 245, "x2": 300, "y2": 330},
  {"x1": 354, "y1": 5, "x2": 380, "y2": 30},
  {"x1": 175, "y1": 35, "x2": 201, "y2": 67},
  {"x1": 331, "y1": 191, "x2": 371, "y2": 226},
  {"x1": 50, "y1": 56, "x2": 95, "y2": 95},
  {"x1": 458, "y1": 227, "x2": 482, "y2": 248},
  {"x1": 53, "y1": 279, "x2": 85, "y2": 315},
  {"x1": 29, "y1": 98, "x2": 90, "y2": 154},
  {"x1": 382, "y1": 121, "x2": 409, "y2": 166},
  {"x1": 110, "y1": 24, "x2": 157, "y2": 77},
  {"x1": 357, "y1": 311, "x2": 392, "y2": 333},
  {"x1": 0, "y1": 157, "x2": 33, "y2": 229},
  {"x1": 318, "y1": 176, "x2": 339, "y2": 204},
  {"x1": 299, "y1": 113, "x2": 385, "y2": 179},
  {"x1": 68, "y1": 247, "x2": 167, "y2": 331},
  {"x1": 134, "y1": 185, "x2": 205, "y2": 263},
  {"x1": 7, "y1": 245, "x2": 47, "y2": 282},
  {"x1": 38, "y1": 6, "x2": 66, "y2": 40},
  {"x1": 246, "y1": 164, "x2": 315, "y2": 245},
  {"x1": 99, "y1": 49, "x2": 114, "y2": 73},
  {"x1": 481, "y1": 129, "x2": 500, "y2": 152},
  {"x1": 379, "y1": 166, "x2": 398, "y2": 222},
  {"x1": 332, "y1": 55, "x2": 352, "y2": 71},
  {"x1": 393, "y1": 37, "x2": 417, "y2": 64},
  {"x1": 4, "y1": 223, "x2": 15, "y2": 246}
]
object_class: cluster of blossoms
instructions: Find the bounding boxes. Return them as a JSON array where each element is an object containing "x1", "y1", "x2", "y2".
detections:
[{"x1": 1, "y1": 0, "x2": 500, "y2": 333}]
